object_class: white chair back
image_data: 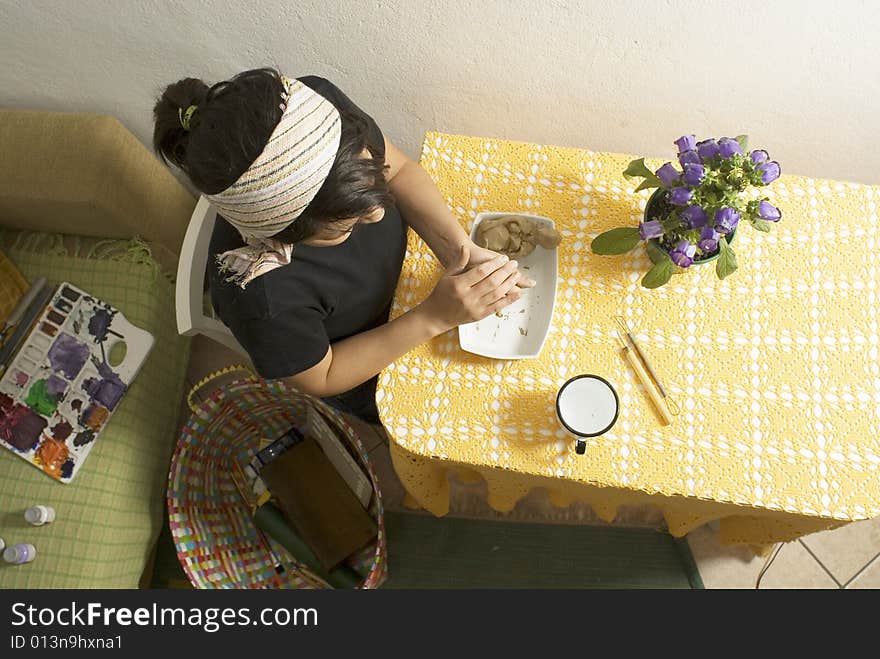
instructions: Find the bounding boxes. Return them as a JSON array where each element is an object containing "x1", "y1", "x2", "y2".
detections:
[{"x1": 175, "y1": 195, "x2": 250, "y2": 359}]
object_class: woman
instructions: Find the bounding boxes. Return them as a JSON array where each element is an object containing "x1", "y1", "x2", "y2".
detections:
[{"x1": 153, "y1": 68, "x2": 533, "y2": 423}]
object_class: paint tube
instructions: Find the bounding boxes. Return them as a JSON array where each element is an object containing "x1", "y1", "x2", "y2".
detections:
[
  {"x1": 3, "y1": 543, "x2": 36, "y2": 564},
  {"x1": 24, "y1": 505, "x2": 56, "y2": 526}
]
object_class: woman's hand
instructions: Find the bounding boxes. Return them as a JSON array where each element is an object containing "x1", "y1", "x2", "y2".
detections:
[
  {"x1": 418, "y1": 244, "x2": 522, "y2": 334},
  {"x1": 462, "y1": 240, "x2": 536, "y2": 288}
]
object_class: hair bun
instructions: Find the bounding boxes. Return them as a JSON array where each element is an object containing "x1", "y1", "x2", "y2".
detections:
[
  {"x1": 152, "y1": 77, "x2": 209, "y2": 169},
  {"x1": 152, "y1": 68, "x2": 286, "y2": 195}
]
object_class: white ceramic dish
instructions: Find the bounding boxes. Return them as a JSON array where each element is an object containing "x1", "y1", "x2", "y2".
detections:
[{"x1": 458, "y1": 212, "x2": 558, "y2": 360}]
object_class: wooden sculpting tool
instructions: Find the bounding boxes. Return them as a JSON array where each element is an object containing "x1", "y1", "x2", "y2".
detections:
[
  {"x1": 615, "y1": 329, "x2": 673, "y2": 425},
  {"x1": 615, "y1": 316, "x2": 679, "y2": 416}
]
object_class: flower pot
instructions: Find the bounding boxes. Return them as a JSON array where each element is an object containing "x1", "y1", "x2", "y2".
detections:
[{"x1": 644, "y1": 188, "x2": 736, "y2": 266}]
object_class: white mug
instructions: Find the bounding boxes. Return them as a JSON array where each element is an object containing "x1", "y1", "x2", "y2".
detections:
[{"x1": 556, "y1": 374, "x2": 620, "y2": 454}]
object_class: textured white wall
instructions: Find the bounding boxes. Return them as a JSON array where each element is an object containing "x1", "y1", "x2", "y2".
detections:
[{"x1": 2, "y1": 0, "x2": 879, "y2": 184}]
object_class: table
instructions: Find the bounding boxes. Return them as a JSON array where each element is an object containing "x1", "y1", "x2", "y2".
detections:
[{"x1": 376, "y1": 131, "x2": 880, "y2": 546}]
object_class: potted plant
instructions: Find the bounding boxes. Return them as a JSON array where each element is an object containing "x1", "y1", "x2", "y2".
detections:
[{"x1": 591, "y1": 134, "x2": 782, "y2": 288}]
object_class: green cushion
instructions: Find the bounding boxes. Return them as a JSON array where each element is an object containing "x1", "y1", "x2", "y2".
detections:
[{"x1": 0, "y1": 235, "x2": 189, "y2": 588}]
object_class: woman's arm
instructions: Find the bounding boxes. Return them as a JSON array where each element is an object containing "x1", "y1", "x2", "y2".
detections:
[
  {"x1": 284, "y1": 305, "x2": 441, "y2": 397},
  {"x1": 284, "y1": 248, "x2": 520, "y2": 397},
  {"x1": 384, "y1": 139, "x2": 535, "y2": 287},
  {"x1": 384, "y1": 138, "x2": 469, "y2": 268}
]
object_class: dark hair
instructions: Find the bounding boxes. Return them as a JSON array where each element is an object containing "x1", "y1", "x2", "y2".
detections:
[{"x1": 153, "y1": 67, "x2": 394, "y2": 241}]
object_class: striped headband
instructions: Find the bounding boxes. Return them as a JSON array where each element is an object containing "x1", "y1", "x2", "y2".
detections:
[
  {"x1": 207, "y1": 75, "x2": 342, "y2": 242},
  {"x1": 209, "y1": 75, "x2": 342, "y2": 287}
]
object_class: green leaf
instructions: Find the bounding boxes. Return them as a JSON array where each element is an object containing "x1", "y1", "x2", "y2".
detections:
[
  {"x1": 623, "y1": 158, "x2": 656, "y2": 181},
  {"x1": 591, "y1": 227, "x2": 642, "y2": 255},
  {"x1": 683, "y1": 229, "x2": 701, "y2": 244},
  {"x1": 749, "y1": 217, "x2": 772, "y2": 232},
  {"x1": 634, "y1": 175, "x2": 662, "y2": 192},
  {"x1": 642, "y1": 256, "x2": 675, "y2": 288},
  {"x1": 645, "y1": 239, "x2": 667, "y2": 264},
  {"x1": 716, "y1": 238, "x2": 738, "y2": 279},
  {"x1": 735, "y1": 134, "x2": 749, "y2": 152},
  {"x1": 660, "y1": 214, "x2": 679, "y2": 233}
]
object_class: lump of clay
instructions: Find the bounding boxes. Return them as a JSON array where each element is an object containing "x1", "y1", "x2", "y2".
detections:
[
  {"x1": 535, "y1": 224, "x2": 562, "y2": 249},
  {"x1": 474, "y1": 214, "x2": 562, "y2": 258},
  {"x1": 479, "y1": 222, "x2": 510, "y2": 252}
]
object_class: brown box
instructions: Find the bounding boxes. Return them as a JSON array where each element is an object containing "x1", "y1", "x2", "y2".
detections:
[{"x1": 260, "y1": 434, "x2": 377, "y2": 571}]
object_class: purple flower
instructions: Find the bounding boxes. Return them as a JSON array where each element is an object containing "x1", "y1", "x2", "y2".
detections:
[
  {"x1": 757, "y1": 200, "x2": 782, "y2": 221},
  {"x1": 714, "y1": 207, "x2": 740, "y2": 234},
  {"x1": 682, "y1": 163, "x2": 706, "y2": 186},
  {"x1": 669, "y1": 187, "x2": 693, "y2": 206},
  {"x1": 678, "y1": 149, "x2": 702, "y2": 167},
  {"x1": 696, "y1": 139, "x2": 721, "y2": 161},
  {"x1": 698, "y1": 226, "x2": 721, "y2": 253},
  {"x1": 718, "y1": 137, "x2": 743, "y2": 158},
  {"x1": 674, "y1": 135, "x2": 696, "y2": 153},
  {"x1": 656, "y1": 162, "x2": 680, "y2": 187},
  {"x1": 757, "y1": 161, "x2": 781, "y2": 184},
  {"x1": 669, "y1": 240, "x2": 697, "y2": 268},
  {"x1": 639, "y1": 219, "x2": 664, "y2": 240},
  {"x1": 750, "y1": 149, "x2": 769, "y2": 164},
  {"x1": 681, "y1": 205, "x2": 708, "y2": 229}
]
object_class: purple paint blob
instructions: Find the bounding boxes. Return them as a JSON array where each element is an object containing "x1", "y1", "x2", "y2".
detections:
[
  {"x1": 15, "y1": 411, "x2": 47, "y2": 450},
  {"x1": 51, "y1": 419, "x2": 73, "y2": 441},
  {"x1": 83, "y1": 361, "x2": 127, "y2": 411},
  {"x1": 47, "y1": 333, "x2": 90, "y2": 379},
  {"x1": 88, "y1": 308, "x2": 114, "y2": 341},
  {"x1": 60, "y1": 457, "x2": 75, "y2": 479},
  {"x1": 0, "y1": 404, "x2": 47, "y2": 451},
  {"x1": 14, "y1": 371, "x2": 29, "y2": 387},
  {"x1": 0, "y1": 405, "x2": 27, "y2": 441},
  {"x1": 84, "y1": 377, "x2": 126, "y2": 411},
  {"x1": 45, "y1": 374, "x2": 68, "y2": 397}
]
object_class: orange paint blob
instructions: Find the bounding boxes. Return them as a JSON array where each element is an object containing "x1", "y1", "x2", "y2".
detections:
[
  {"x1": 83, "y1": 404, "x2": 109, "y2": 431},
  {"x1": 36, "y1": 437, "x2": 69, "y2": 472}
]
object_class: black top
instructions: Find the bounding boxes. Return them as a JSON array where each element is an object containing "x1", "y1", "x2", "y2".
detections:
[{"x1": 208, "y1": 76, "x2": 408, "y2": 380}]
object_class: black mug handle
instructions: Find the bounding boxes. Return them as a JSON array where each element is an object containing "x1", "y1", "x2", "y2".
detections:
[{"x1": 575, "y1": 439, "x2": 586, "y2": 455}]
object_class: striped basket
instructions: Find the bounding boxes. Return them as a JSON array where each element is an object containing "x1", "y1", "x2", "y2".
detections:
[{"x1": 167, "y1": 370, "x2": 386, "y2": 589}]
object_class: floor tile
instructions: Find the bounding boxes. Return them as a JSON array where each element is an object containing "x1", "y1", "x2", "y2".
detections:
[
  {"x1": 799, "y1": 516, "x2": 880, "y2": 585},
  {"x1": 758, "y1": 541, "x2": 839, "y2": 589},
  {"x1": 689, "y1": 526, "x2": 842, "y2": 589},
  {"x1": 845, "y1": 555, "x2": 880, "y2": 589},
  {"x1": 686, "y1": 524, "x2": 767, "y2": 588}
]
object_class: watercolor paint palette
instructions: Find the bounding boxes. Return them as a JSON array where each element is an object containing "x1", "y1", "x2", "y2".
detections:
[{"x1": 0, "y1": 282, "x2": 153, "y2": 483}]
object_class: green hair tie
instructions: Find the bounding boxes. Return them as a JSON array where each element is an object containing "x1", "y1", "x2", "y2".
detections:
[{"x1": 178, "y1": 105, "x2": 198, "y2": 131}]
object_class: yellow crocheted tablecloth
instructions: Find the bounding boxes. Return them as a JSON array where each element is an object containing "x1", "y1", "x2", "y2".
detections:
[{"x1": 376, "y1": 131, "x2": 880, "y2": 545}]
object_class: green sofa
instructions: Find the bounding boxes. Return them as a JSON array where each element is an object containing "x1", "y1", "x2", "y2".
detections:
[{"x1": 0, "y1": 109, "x2": 195, "y2": 588}]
